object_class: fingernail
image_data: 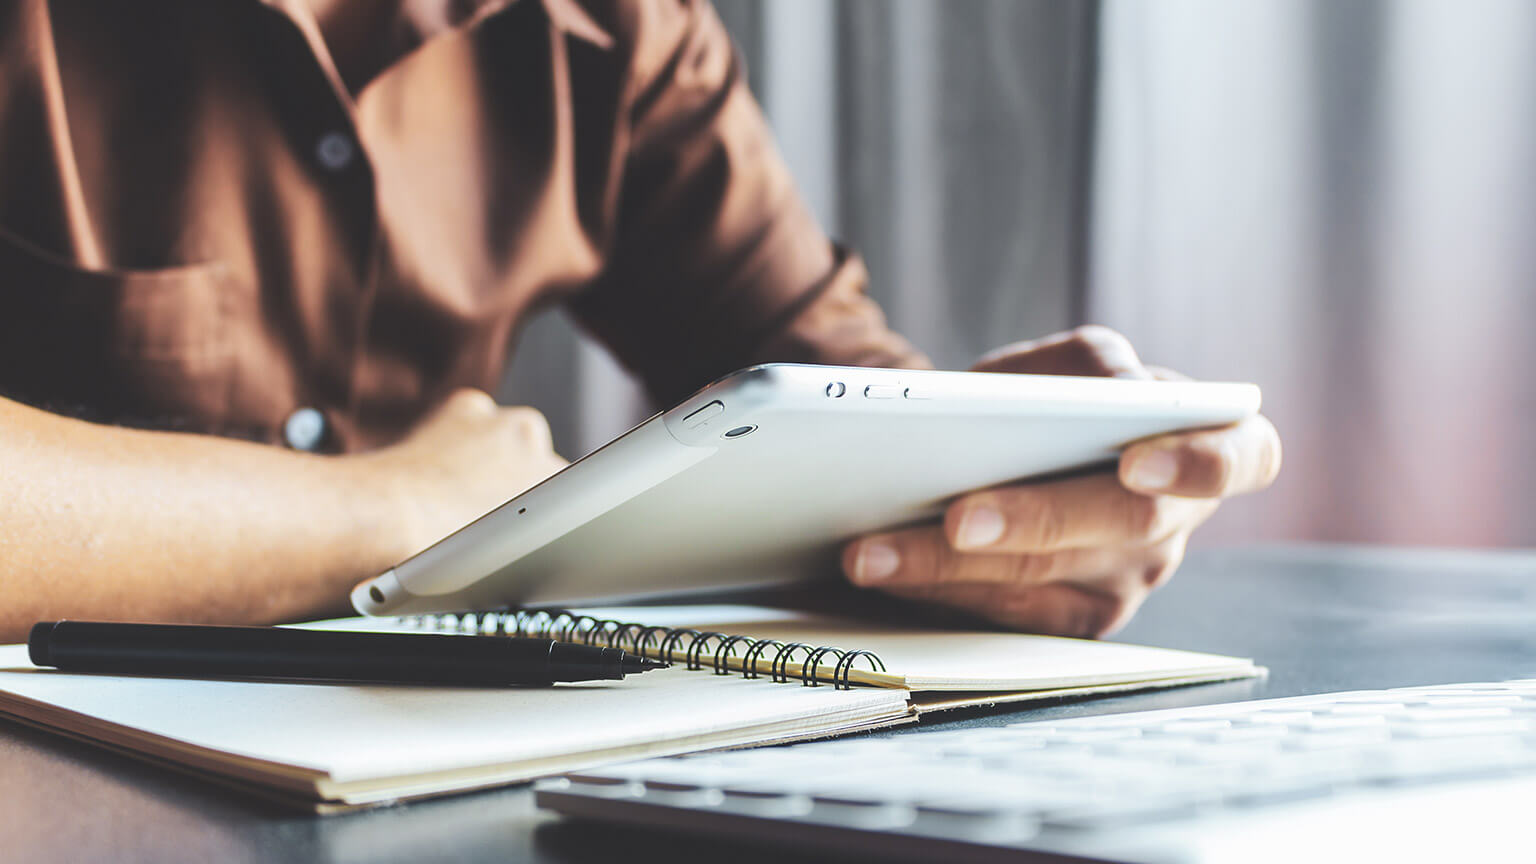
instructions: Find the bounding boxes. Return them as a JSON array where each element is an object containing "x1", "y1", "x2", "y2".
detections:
[
  {"x1": 1127, "y1": 449, "x2": 1178, "y2": 491},
  {"x1": 855, "y1": 541, "x2": 900, "y2": 582},
  {"x1": 956, "y1": 505, "x2": 1006, "y2": 549}
]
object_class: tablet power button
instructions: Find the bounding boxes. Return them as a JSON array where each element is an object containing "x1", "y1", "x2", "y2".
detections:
[{"x1": 682, "y1": 400, "x2": 725, "y2": 429}]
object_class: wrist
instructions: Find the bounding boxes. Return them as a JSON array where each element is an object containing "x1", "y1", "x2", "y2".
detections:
[{"x1": 328, "y1": 451, "x2": 427, "y2": 575}]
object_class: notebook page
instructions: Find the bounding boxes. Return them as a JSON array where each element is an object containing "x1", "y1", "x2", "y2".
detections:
[
  {"x1": 0, "y1": 644, "x2": 911, "y2": 797},
  {"x1": 566, "y1": 605, "x2": 1258, "y2": 691}
]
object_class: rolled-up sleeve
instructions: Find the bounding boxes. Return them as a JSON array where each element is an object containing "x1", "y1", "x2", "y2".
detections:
[{"x1": 567, "y1": 0, "x2": 929, "y2": 405}]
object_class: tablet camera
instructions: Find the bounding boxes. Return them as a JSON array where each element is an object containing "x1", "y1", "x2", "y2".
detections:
[{"x1": 722, "y1": 425, "x2": 757, "y2": 439}]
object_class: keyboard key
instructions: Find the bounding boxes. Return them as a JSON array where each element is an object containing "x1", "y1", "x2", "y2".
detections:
[
  {"x1": 1059, "y1": 728, "x2": 1145, "y2": 744},
  {"x1": 1201, "y1": 725, "x2": 1291, "y2": 743},
  {"x1": 1043, "y1": 797, "x2": 1206, "y2": 831},
  {"x1": 916, "y1": 780, "x2": 1103, "y2": 815},
  {"x1": 1398, "y1": 706, "x2": 1515, "y2": 723},
  {"x1": 1221, "y1": 776, "x2": 1336, "y2": 808},
  {"x1": 1247, "y1": 711, "x2": 1315, "y2": 725},
  {"x1": 718, "y1": 790, "x2": 814, "y2": 817},
  {"x1": 1174, "y1": 740, "x2": 1284, "y2": 765},
  {"x1": 1284, "y1": 728, "x2": 1392, "y2": 750},
  {"x1": 1297, "y1": 714, "x2": 1388, "y2": 730},
  {"x1": 1360, "y1": 740, "x2": 1533, "y2": 786},
  {"x1": 807, "y1": 798, "x2": 915, "y2": 829},
  {"x1": 908, "y1": 807, "x2": 1039, "y2": 843},
  {"x1": 1158, "y1": 718, "x2": 1233, "y2": 733},
  {"x1": 641, "y1": 783, "x2": 726, "y2": 807},
  {"x1": 1326, "y1": 703, "x2": 1409, "y2": 715},
  {"x1": 1421, "y1": 695, "x2": 1527, "y2": 707},
  {"x1": 1390, "y1": 718, "x2": 1534, "y2": 739}
]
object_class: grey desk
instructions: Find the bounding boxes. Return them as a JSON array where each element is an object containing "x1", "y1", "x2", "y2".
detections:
[{"x1": 2, "y1": 546, "x2": 1533, "y2": 863}]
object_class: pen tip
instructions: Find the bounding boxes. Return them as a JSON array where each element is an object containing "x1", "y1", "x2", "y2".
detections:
[{"x1": 625, "y1": 657, "x2": 669, "y2": 674}]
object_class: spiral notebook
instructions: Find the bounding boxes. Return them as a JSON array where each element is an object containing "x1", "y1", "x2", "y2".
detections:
[{"x1": 0, "y1": 605, "x2": 1259, "y2": 811}]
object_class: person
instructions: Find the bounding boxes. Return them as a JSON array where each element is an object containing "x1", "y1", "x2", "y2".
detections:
[{"x1": 0, "y1": 0, "x2": 1279, "y2": 644}]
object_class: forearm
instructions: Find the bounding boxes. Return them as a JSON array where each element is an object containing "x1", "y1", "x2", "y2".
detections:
[{"x1": 0, "y1": 397, "x2": 410, "y2": 641}]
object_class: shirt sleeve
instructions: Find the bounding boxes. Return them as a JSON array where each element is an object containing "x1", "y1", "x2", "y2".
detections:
[{"x1": 566, "y1": 0, "x2": 930, "y2": 406}]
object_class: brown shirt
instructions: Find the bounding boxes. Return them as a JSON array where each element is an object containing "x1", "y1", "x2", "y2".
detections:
[{"x1": 0, "y1": 0, "x2": 923, "y2": 452}]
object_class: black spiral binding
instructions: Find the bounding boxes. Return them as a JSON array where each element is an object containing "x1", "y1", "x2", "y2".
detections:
[{"x1": 400, "y1": 609, "x2": 887, "y2": 690}]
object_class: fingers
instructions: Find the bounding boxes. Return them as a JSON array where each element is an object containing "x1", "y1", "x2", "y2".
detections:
[
  {"x1": 845, "y1": 514, "x2": 1190, "y2": 638},
  {"x1": 845, "y1": 526, "x2": 1132, "y2": 587},
  {"x1": 971, "y1": 326, "x2": 1150, "y2": 379},
  {"x1": 943, "y1": 473, "x2": 1217, "y2": 554},
  {"x1": 880, "y1": 577, "x2": 1152, "y2": 639},
  {"x1": 1120, "y1": 415, "x2": 1282, "y2": 499},
  {"x1": 873, "y1": 534, "x2": 1185, "y2": 638},
  {"x1": 844, "y1": 522, "x2": 1188, "y2": 590},
  {"x1": 990, "y1": 582, "x2": 1145, "y2": 638}
]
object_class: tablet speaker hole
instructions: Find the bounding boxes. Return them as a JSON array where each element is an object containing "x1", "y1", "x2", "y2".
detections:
[
  {"x1": 369, "y1": 586, "x2": 385, "y2": 604},
  {"x1": 723, "y1": 425, "x2": 757, "y2": 439}
]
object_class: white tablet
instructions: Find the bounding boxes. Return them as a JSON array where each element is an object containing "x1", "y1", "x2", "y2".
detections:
[{"x1": 352, "y1": 364, "x2": 1260, "y2": 616}]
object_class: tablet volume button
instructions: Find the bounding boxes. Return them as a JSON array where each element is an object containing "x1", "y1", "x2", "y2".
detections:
[
  {"x1": 682, "y1": 400, "x2": 725, "y2": 429},
  {"x1": 863, "y1": 385, "x2": 902, "y2": 399}
]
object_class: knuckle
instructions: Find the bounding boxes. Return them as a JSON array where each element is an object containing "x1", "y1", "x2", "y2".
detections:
[
  {"x1": 1069, "y1": 325, "x2": 1136, "y2": 368},
  {"x1": 1142, "y1": 537, "x2": 1188, "y2": 588},
  {"x1": 447, "y1": 388, "x2": 498, "y2": 416},
  {"x1": 1143, "y1": 562, "x2": 1178, "y2": 589},
  {"x1": 930, "y1": 548, "x2": 969, "y2": 584},
  {"x1": 1087, "y1": 588, "x2": 1144, "y2": 638},
  {"x1": 1010, "y1": 553, "x2": 1058, "y2": 585},
  {"x1": 934, "y1": 563, "x2": 964, "y2": 584},
  {"x1": 973, "y1": 340, "x2": 1028, "y2": 369},
  {"x1": 1074, "y1": 593, "x2": 1128, "y2": 639},
  {"x1": 1188, "y1": 435, "x2": 1236, "y2": 495},
  {"x1": 1071, "y1": 324, "x2": 1130, "y2": 352},
  {"x1": 1142, "y1": 555, "x2": 1178, "y2": 589},
  {"x1": 905, "y1": 537, "x2": 952, "y2": 585},
  {"x1": 502, "y1": 407, "x2": 553, "y2": 444},
  {"x1": 1122, "y1": 493, "x2": 1168, "y2": 541},
  {"x1": 1012, "y1": 491, "x2": 1066, "y2": 549}
]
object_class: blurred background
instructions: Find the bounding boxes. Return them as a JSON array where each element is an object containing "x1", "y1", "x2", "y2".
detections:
[{"x1": 503, "y1": 0, "x2": 1536, "y2": 548}]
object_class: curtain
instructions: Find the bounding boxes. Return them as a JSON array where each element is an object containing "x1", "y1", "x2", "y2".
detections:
[{"x1": 1092, "y1": 0, "x2": 1536, "y2": 545}]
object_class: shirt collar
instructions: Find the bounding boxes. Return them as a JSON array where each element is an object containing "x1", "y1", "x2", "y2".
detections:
[
  {"x1": 256, "y1": 0, "x2": 613, "y2": 51},
  {"x1": 253, "y1": 0, "x2": 612, "y2": 113},
  {"x1": 541, "y1": 0, "x2": 614, "y2": 48}
]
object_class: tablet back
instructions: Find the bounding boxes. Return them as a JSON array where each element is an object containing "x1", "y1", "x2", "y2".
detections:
[{"x1": 353, "y1": 365, "x2": 1260, "y2": 615}]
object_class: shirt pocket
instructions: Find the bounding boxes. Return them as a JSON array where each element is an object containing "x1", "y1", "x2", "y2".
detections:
[{"x1": 0, "y1": 225, "x2": 236, "y2": 429}]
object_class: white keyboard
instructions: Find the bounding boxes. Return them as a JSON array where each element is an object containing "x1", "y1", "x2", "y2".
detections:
[{"x1": 536, "y1": 680, "x2": 1536, "y2": 863}]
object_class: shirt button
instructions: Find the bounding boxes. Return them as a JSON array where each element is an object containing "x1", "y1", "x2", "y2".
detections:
[
  {"x1": 315, "y1": 131, "x2": 355, "y2": 172},
  {"x1": 283, "y1": 407, "x2": 328, "y2": 452}
]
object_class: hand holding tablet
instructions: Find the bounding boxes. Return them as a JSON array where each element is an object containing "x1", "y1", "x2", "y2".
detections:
[
  {"x1": 842, "y1": 327, "x2": 1282, "y2": 638},
  {"x1": 354, "y1": 326, "x2": 1277, "y2": 631}
]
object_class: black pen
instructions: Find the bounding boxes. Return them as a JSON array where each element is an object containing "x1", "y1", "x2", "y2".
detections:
[{"x1": 27, "y1": 620, "x2": 667, "y2": 686}]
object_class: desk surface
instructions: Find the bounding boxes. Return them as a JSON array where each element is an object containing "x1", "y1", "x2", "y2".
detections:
[{"x1": 2, "y1": 545, "x2": 1533, "y2": 864}]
